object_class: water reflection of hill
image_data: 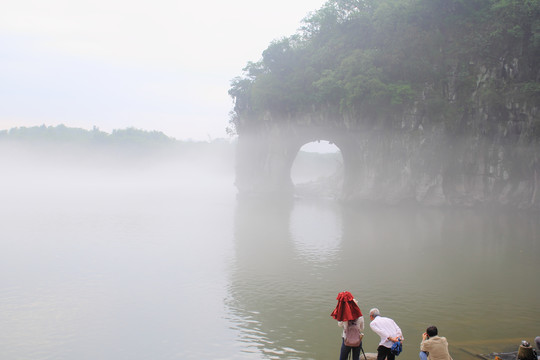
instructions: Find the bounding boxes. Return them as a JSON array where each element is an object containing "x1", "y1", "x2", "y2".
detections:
[
  {"x1": 227, "y1": 198, "x2": 339, "y2": 359},
  {"x1": 227, "y1": 200, "x2": 540, "y2": 360}
]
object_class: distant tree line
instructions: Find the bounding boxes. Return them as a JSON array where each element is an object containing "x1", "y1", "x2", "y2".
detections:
[
  {"x1": 0, "y1": 125, "x2": 176, "y2": 147},
  {"x1": 0, "y1": 124, "x2": 238, "y2": 150},
  {"x1": 0, "y1": 124, "x2": 237, "y2": 172},
  {"x1": 229, "y1": 0, "x2": 540, "y2": 137}
]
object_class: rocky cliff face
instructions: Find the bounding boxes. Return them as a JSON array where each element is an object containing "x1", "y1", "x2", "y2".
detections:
[
  {"x1": 235, "y1": 59, "x2": 540, "y2": 210},
  {"x1": 343, "y1": 59, "x2": 539, "y2": 209},
  {"x1": 343, "y1": 117, "x2": 539, "y2": 209}
]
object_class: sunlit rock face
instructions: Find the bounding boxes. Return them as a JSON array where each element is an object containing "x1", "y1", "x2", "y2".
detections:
[{"x1": 235, "y1": 61, "x2": 539, "y2": 210}]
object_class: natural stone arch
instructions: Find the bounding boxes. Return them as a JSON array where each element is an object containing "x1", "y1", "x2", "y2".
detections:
[
  {"x1": 235, "y1": 123, "x2": 361, "y2": 200},
  {"x1": 234, "y1": 109, "x2": 540, "y2": 208},
  {"x1": 291, "y1": 140, "x2": 341, "y2": 183}
]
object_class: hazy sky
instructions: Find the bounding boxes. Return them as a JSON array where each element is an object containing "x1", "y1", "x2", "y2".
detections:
[{"x1": 0, "y1": 0, "x2": 328, "y2": 142}]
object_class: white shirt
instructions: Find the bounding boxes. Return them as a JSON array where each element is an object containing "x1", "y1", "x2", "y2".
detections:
[{"x1": 370, "y1": 315, "x2": 402, "y2": 348}]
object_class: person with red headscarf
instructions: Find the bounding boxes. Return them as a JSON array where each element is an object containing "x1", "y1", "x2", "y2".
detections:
[{"x1": 331, "y1": 291, "x2": 364, "y2": 360}]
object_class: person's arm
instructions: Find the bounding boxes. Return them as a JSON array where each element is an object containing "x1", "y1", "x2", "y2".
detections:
[
  {"x1": 384, "y1": 321, "x2": 404, "y2": 343},
  {"x1": 357, "y1": 316, "x2": 364, "y2": 332},
  {"x1": 420, "y1": 333, "x2": 431, "y2": 352},
  {"x1": 389, "y1": 322, "x2": 404, "y2": 342}
]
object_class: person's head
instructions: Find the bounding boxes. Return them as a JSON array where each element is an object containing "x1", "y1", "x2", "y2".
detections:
[
  {"x1": 426, "y1": 326, "x2": 438, "y2": 337},
  {"x1": 369, "y1": 308, "x2": 380, "y2": 320}
]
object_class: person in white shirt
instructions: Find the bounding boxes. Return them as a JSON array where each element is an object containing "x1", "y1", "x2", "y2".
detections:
[{"x1": 369, "y1": 308, "x2": 403, "y2": 360}]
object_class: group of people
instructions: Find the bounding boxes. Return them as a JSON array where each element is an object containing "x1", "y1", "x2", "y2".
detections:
[{"x1": 332, "y1": 291, "x2": 452, "y2": 360}]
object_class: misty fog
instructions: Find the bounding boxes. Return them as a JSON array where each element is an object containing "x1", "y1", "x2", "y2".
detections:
[
  {"x1": 1, "y1": 140, "x2": 234, "y2": 192},
  {"x1": 0, "y1": 140, "x2": 237, "y2": 359},
  {"x1": 1, "y1": 139, "x2": 539, "y2": 360},
  {"x1": 1, "y1": 139, "x2": 342, "y2": 197},
  {"x1": 2, "y1": 0, "x2": 539, "y2": 357},
  {"x1": 292, "y1": 142, "x2": 343, "y2": 199}
]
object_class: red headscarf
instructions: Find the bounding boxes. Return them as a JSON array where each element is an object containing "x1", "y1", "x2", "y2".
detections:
[{"x1": 330, "y1": 291, "x2": 362, "y2": 321}]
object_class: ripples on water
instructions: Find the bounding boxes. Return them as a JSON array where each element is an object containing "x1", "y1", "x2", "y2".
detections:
[
  {"x1": 226, "y1": 199, "x2": 539, "y2": 360},
  {"x1": 1, "y1": 165, "x2": 538, "y2": 360}
]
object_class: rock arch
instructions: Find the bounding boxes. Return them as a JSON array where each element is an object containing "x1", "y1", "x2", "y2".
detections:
[
  {"x1": 235, "y1": 123, "x2": 361, "y2": 200},
  {"x1": 234, "y1": 111, "x2": 540, "y2": 208}
]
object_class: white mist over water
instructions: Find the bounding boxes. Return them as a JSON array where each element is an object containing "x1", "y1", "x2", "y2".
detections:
[
  {"x1": 1, "y1": 143, "x2": 539, "y2": 360},
  {"x1": 1, "y1": 143, "x2": 239, "y2": 359}
]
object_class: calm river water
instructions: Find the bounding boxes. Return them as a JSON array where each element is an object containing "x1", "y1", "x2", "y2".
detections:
[{"x1": 1, "y1": 161, "x2": 538, "y2": 360}]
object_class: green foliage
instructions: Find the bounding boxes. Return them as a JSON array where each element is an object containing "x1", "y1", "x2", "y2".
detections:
[
  {"x1": 388, "y1": 83, "x2": 415, "y2": 105},
  {"x1": 229, "y1": 0, "x2": 540, "y2": 136},
  {"x1": 1, "y1": 125, "x2": 175, "y2": 146},
  {"x1": 520, "y1": 81, "x2": 540, "y2": 97},
  {"x1": 312, "y1": 69, "x2": 345, "y2": 106},
  {"x1": 111, "y1": 127, "x2": 173, "y2": 145}
]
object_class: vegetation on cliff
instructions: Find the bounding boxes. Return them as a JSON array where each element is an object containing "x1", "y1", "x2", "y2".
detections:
[
  {"x1": 229, "y1": 0, "x2": 540, "y2": 208},
  {"x1": 229, "y1": 0, "x2": 540, "y2": 136}
]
